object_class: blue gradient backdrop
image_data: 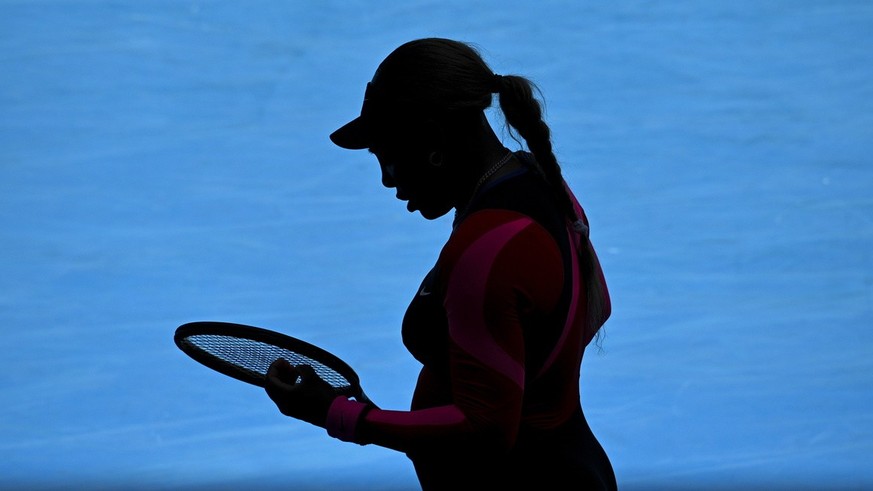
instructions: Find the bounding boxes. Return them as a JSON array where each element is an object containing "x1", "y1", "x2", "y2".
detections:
[{"x1": 2, "y1": 2, "x2": 872, "y2": 489}]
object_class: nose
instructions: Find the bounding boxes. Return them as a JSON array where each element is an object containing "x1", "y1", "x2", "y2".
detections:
[{"x1": 380, "y1": 163, "x2": 396, "y2": 188}]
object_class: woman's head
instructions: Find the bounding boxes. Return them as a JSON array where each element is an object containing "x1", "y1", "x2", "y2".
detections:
[
  {"x1": 330, "y1": 37, "x2": 576, "y2": 218},
  {"x1": 331, "y1": 39, "x2": 502, "y2": 219},
  {"x1": 330, "y1": 38, "x2": 571, "y2": 221}
]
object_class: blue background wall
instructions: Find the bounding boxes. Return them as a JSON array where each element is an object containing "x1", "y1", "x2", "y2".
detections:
[{"x1": 2, "y1": 1, "x2": 871, "y2": 489}]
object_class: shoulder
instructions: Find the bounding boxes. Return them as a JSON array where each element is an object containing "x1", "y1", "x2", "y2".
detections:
[
  {"x1": 441, "y1": 209, "x2": 561, "y2": 272},
  {"x1": 439, "y1": 208, "x2": 565, "y2": 310}
]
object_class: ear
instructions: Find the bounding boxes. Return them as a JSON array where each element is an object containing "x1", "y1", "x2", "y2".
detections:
[
  {"x1": 419, "y1": 118, "x2": 448, "y2": 167},
  {"x1": 427, "y1": 151, "x2": 444, "y2": 167}
]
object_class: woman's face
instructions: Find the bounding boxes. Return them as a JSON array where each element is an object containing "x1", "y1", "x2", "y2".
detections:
[{"x1": 368, "y1": 126, "x2": 455, "y2": 220}]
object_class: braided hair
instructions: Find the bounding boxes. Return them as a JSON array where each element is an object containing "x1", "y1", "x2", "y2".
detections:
[{"x1": 493, "y1": 72, "x2": 608, "y2": 345}]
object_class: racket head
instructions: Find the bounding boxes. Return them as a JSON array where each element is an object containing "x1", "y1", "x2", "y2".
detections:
[{"x1": 174, "y1": 321, "x2": 367, "y2": 402}]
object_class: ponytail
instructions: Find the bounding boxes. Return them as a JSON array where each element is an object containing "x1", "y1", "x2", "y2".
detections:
[{"x1": 494, "y1": 75, "x2": 609, "y2": 346}]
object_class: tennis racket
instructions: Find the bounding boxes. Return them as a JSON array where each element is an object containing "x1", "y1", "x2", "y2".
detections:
[{"x1": 174, "y1": 321, "x2": 373, "y2": 405}]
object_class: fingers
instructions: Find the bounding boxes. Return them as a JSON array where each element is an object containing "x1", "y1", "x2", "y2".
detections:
[
  {"x1": 267, "y1": 358, "x2": 293, "y2": 377},
  {"x1": 265, "y1": 360, "x2": 323, "y2": 391},
  {"x1": 267, "y1": 358, "x2": 298, "y2": 380},
  {"x1": 264, "y1": 361, "x2": 334, "y2": 425},
  {"x1": 265, "y1": 359, "x2": 299, "y2": 416},
  {"x1": 295, "y1": 364, "x2": 318, "y2": 382}
]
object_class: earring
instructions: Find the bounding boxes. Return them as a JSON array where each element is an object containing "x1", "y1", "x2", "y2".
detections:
[{"x1": 428, "y1": 151, "x2": 443, "y2": 167}]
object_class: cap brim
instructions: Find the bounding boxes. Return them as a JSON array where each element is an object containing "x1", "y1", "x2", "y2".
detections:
[{"x1": 329, "y1": 116, "x2": 370, "y2": 150}]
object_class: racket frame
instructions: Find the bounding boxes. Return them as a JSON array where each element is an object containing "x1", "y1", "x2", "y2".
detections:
[{"x1": 174, "y1": 321, "x2": 371, "y2": 404}]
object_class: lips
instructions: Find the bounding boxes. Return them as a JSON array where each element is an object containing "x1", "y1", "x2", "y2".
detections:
[
  {"x1": 396, "y1": 193, "x2": 416, "y2": 211},
  {"x1": 395, "y1": 190, "x2": 417, "y2": 211}
]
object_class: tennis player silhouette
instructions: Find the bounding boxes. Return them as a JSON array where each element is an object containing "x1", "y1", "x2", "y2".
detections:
[{"x1": 265, "y1": 38, "x2": 617, "y2": 490}]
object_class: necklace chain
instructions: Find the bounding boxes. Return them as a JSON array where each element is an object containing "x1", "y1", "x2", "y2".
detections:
[
  {"x1": 453, "y1": 150, "x2": 513, "y2": 226},
  {"x1": 474, "y1": 150, "x2": 513, "y2": 194}
]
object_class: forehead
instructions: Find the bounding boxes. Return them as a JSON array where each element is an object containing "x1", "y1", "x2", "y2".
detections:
[{"x1": 367, "y1": 110, "x2": 430, "y2": 151}]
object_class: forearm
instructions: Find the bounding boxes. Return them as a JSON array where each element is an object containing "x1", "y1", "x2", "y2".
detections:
[{"x1": 326, "y1": 398, "x2": 475, "y2": 453}]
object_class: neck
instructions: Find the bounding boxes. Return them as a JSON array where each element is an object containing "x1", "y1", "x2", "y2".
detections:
[{"x1": 450, "y1": 115, "x2": 513, "y2": 211}]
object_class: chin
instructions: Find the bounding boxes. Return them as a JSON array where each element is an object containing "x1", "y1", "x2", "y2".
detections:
[
  {"x1": 403, "y1": 196, "x2": 452, "y2": 220},
  {"x1": 415, "y1": 205, "x2": 452, "y2": 220}
]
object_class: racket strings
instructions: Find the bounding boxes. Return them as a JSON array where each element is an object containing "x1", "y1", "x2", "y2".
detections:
[{"x1": 184, "y1": 334, "x2": 352, "y2": 390}]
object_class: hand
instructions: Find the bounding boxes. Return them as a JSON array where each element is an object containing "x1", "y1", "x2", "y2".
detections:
[{"x1": 265, "y1": 358, "x2": 337, "y2": 428}]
